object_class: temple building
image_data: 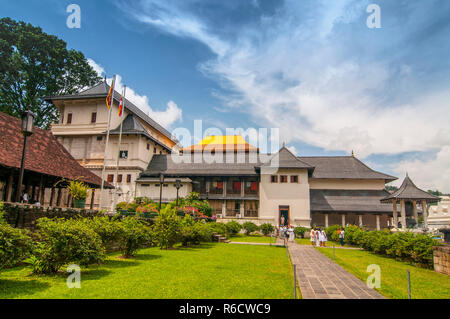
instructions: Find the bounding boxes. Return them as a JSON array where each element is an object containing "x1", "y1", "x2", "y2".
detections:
[
  {"x1": 136, "y1": 135, "x2": 403, "y2": 230},
  {"x1": 0, "y1": 112, "x2": 112, "y2": 208},
  {"x1": 45, "y1": 81, "x2": 179, "y2": 209}
]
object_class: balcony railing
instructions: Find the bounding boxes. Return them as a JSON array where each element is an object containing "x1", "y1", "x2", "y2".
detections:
[{"x1": 244, "y1": 210, "x2": 258, "y2": 218}]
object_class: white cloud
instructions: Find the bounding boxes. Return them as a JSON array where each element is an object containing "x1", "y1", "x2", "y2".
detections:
[
  {"x1": 87, "y1": 58, "x2": 105, "y2": 76},
  {"x1": 88, "y1": 58, "x2": 182, "y2": 129},
  {"x1": 391, "y1": 147, "x2": 450, "y2": 193},
  {"x1": 121, "y1": 0, "x2": 450, "y2": 189}
]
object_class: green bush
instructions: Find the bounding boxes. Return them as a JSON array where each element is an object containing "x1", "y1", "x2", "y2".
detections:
[
  {"x1": 0, "y1": 222, "x2": 34, "y2": 269},
  {"x1": 153, "y1": 206, "x2": 182, "y2": 249},
  {"x1": 325, "y1": 225, "x2": 341, "y2": 242},
  {"x1": 225, "y1": 221, "x2": 242, "y2": 237},
  {"x1": 180, "y1": 215, "x2": 214, "y2": 246},
  {"x1": 242, "y1": 222, "x2": 258, "y2": 235},
  {"x1": 294, "y1": 227, "x2": 309, "y2": 238},
  {"x1": 342, "y1": 225, "x2": 364, "y2": 245},
  {"x1": 259, "y1": 223, "x2": 275, "y2": 236},
  {"x1": 209, "y1": 222, "x2": 227, "y2": 237},
  {"x1": 31, "y1": 218, "x2": 104, "y2": 274},
  {"x1": 118, "y1": 217, "x2": 153, "y2": 257},
  {"x1": 80, "y1": 216, "x2": 123, "y2": 249}
]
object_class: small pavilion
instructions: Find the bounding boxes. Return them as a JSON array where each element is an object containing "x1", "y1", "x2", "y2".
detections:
[{"x1": 381, "y1": 175, "x2": 440, "y2": 230}]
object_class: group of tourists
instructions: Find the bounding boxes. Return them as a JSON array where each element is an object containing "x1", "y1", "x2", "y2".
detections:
[
  {"x1": 310, "y1": 228, "x2": 328, "y2": 247},
  {"x1": 280, "y1": 225, "x2": 295, "y2": 242}
]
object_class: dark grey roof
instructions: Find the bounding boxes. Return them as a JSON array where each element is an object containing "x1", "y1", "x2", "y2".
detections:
[
  {"x1": 381, "y1": 175, "x2": 440, "y2": 203},
  {"x1": 259, "y1": 147, "x2": 314, "y2": 172},
  {"x1": 45, "y1": 81, "x2": 176, "y2": 143},
  {"x1": 310, "y1": 189, "x2": 394, "y2": 213},
  {"x1": 300, "y1": 156, "x2": 397, "y2": 181},
  {"x1": 108, "y1": 114, "x2": 171, "y2": 152},
  {"x1": 138, "y1": 154, "x2": 262, "y2": 179}
]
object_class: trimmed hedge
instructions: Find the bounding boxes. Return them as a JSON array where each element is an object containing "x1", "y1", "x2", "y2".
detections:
[
  {"x1": 326, "y1": 224, "x2": 439, "y2": 267},
  {"x1": 0, "y1": 222, "x2": 33, "y2": 269}
]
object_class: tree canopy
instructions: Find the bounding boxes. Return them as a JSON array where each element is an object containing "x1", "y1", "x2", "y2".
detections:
[{"x1": 0, "y1": 18, "x2": 101, "y2": 128}]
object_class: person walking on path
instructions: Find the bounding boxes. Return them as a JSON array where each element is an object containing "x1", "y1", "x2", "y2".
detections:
[
  {"x1": 339, "y1": 228, "x2": 345, "y2": 247},
  {"x1": 320, "y1": 229, "x2": 327, "y2": 247},
  {"x1": 310, "y1": 229, "x2": 316, "y2": 246},
  {"x1": 288, "y1": 226, "x2": 295, "y2": 242}
]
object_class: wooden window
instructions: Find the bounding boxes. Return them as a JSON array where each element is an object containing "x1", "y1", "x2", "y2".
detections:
[
  {"x1": 97, "y1": 136, "x2": 103, "y2": 141},
  {"x1": 91, "y1": 112, "x2": 97, "y2": 123},
  {"x1": 271, "y1": 175, "x2": 278, "y2": 183},
  {"x1": 153, "y1": 147, "x2": 157, "y2": 153},
  {"x1": 290, "y1": 175, "x2": 298, "y2": 183},
  {"x1": 117, "y1": 175, "x2": 123, "y2": 183},
  {"x1": 107, "y1": 174, "x2": 114, "y2": 183},
  {"x1": 280, "y1": 175, "x2": 288, "y2": 183},
  {"x1": 160, "y1": 151, "x2": 162, "y2": 154},
  {"x1": 126, "y1": 174, "x2": 132, "y2": 183},
  {"x1": 147, "y1": 144, "x2": 150, "y2": 150},
  {"x1": 67, "y1": 113, "x2": 72, "y2": 124}
]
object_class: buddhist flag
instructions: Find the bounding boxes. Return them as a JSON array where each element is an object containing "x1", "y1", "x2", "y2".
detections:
[
  {"x1": 106, "y1": 78, "x2": 115, "y2": 109},
  {"x1": 118, "y1": 93, "x2": 124, "y2": 117}
]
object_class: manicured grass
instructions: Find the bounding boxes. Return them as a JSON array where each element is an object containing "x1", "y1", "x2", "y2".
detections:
[
  {"x1": 0, "y1": 243, "x2": 293, "y2": 299},
  {"x1": 229, "y1": 234, "x2": 276, "y2": 244},
  {"x1": 317, "y1": 247, "x2": 450, "y2": 299}
]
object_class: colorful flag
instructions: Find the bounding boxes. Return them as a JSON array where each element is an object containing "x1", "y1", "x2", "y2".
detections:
[
  {"x1": 106, "y1": 79, "x2": 114, "y2": 109},
  {"x1": 118, "y1": 92, "x2": 124, "y2": 117}
]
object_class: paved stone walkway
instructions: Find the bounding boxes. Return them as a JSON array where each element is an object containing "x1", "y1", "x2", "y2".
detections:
[{"x1": 288, "y1": 243, "x2": 384, "y2": 299}]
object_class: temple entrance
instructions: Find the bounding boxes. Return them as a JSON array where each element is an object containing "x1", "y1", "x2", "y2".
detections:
[{"x1": 279, "y1": 206, "x2": 289, "y2": 226}]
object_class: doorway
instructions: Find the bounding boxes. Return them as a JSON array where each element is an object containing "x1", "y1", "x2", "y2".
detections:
[{"x1": 279, "y1": 205, "x2": 289, "y2": 226}]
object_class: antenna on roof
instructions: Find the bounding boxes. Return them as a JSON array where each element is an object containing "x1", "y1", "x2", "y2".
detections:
[
  {"x1": 282, "y1": 141, "x2": 286, "y2": 148},
  {"x1": 351, "y1": 150, "x2": 355, "y2": 157}
]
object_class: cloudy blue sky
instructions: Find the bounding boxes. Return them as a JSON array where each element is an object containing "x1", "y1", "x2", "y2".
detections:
[{"x1": 3, "y1": 0, "x2": 450, "y2": 191}]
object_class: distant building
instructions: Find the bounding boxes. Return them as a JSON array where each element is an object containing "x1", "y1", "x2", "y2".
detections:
[
  {"x1": 428, "y1": 196, "x2": 450, "y2": 230},
  {"x1": 136, "y1": 135, "x2": 399, "y2": 230},
  {"x1": 46, "y1": 81, "x2": 179, "y2": 209}
]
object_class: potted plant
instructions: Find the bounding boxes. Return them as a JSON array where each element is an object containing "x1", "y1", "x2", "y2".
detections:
[{"x1": 67, "y1": 180, "x2": 89, "y2": 209}]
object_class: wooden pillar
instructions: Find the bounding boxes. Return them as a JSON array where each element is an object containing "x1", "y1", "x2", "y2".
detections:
[
  {"x1": 31, "y1": 185, "x2": 36, "y2": 202},
  {"x1": 341, "y1": 214, "x2": 346, "y2": 228},
  {"x1": 400, "y1": 199, "x2": 407, "y2": 231},
  {"x1": 39, "y1": 176, "x2": 45, "y2": 204},
  {"x1": 67, "y1": 194, "x2": 72, "y2": 208},
  {"x1": 49, "y1": 188, "x2": 55, "y2": 207},
  {"x1": 90, "y1": 189, "x2": 96, "y2": 210},
  {"x1": 392, "y1": 199, "x2": 398, "y2": 228},
  {"x1": 421, "y1": 200, "x2": 428, "y2": 228},
  {"x1": 222, "y1": 200, "x2": 226, "y2": 217},
  {"x1": 325, "y1": 213, "x2": 329, "y2": 228},
  {"x1": 5, "y1": 173, "x2": 14, "y2": 202},
  {"x1": 376, "y1": 215, "x2": 381, "y2": 230},
  {"x1": 358, "y1": 215, "x2": 363, "y2": 227},
  {"x1": 240, "y1": 200, "x2": 244, "y2": 218},
  {"x1": 56, "y1": 188, "x2": 62, "y2": 207},
  {"x1": 412, "y1": 200, "x2": 418, "y2": 222}
]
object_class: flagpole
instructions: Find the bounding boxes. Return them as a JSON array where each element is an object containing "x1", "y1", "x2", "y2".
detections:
[
  {"x1": 99, "y1": 74, "x2": 116, "y2": 211},
  {"x1": 112, "y1": 85, "x2": 126, "y2": 212}
]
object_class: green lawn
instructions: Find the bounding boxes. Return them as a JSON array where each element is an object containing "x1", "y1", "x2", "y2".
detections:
[
  {"x1": 0, "y1": 243, "x2": 293, "y2": 299},
  {"x1": 317, "y1": 247, "x2": 450, "y2": 299},
  {"x1": 229, "y1": 234, "x2": 276, "y2": 244}
]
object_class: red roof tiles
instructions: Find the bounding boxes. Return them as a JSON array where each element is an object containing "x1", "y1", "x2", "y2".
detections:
[{"x1": 0, "y1": 112, "x2": 111, "y2": 188}]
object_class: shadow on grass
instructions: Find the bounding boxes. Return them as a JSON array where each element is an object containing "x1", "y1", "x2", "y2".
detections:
[
  {"x1": 175, "y1": 243, "x2": 216, "y2": 251},
  {"x1": 0, "y1": 279, "x2": 50, "y2": 299}
]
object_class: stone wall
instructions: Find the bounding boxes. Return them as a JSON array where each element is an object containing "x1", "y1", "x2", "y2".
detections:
[
  {"x1": 433, "y1": 245, "x2": 450, "y2": 276},
  {"x1": 2, "y1": 202, "x2": 103, "y2": 230}
]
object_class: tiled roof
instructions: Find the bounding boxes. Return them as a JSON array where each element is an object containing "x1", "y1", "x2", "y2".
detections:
[
  {"x1": 381, "y1": 175, "x2": 440, "y2": 203},
  {"x1": 108, "y1": 114, "x2": 171, "y2": 152},
  {"x1": 310, "y1": 189, "x2": 394, "y2": 213},
  {"x1": 300, "y1": 156, "x2": 397, "y2": 181},
  {"x1": 0, "y1": 112, "x2": 112, "y2": 188},
  {"x1": 45, "y1": 81, "x2": 176, "y2": 143},
  {"x1": 181, "y1": 135, "x2": 259, "y2": 153},
  {"x1": 260, "y1": 147, "x2": 314, "y2": 171},
  {"x1": 138, "y1": 154, "x2": 263, "y2": 178}
]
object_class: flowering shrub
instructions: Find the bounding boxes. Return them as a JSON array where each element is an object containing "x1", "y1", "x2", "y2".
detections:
[{"x1": 136, "y1": 203, "x2": 159, "y2": 214}]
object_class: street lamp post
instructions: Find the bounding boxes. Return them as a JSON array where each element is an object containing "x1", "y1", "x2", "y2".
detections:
[
  {"x1": 159, "y1": 173, "x2": 164, "y2": 210},
  {"x1": 174, "y1": 179, "x2": 183, "y2": 208},
  {"x1": 15, "y1": 110, "x2": 36, "y2": 203}
]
